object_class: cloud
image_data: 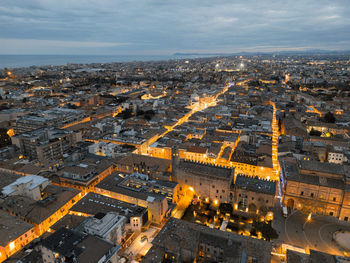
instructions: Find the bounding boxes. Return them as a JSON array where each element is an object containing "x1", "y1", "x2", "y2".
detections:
[
  {"x1": 0, "y1": 0, "x2": 349, "y2": 54},
  {"x1": 0, "y1": 38, "x2": 129, "y2": 54}
]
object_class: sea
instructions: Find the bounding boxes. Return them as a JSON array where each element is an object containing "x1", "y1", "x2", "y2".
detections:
[{"x1": 0, "y1": 54, "x2": 204, "y2": 69}]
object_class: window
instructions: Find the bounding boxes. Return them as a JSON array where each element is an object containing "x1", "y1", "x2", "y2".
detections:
[
  {"x1": 345, "y1": 217, "x2": 349, "y2": 221},
  {"x1": 300, "y1": 191, "x2": 304, "y2": 196},
  {"x1": 329, "y1": 212, "x2": 334, "y2": 216},
  {"x1": 212, "y1": 185, "x2": 215, "y2": 188},
  {"x1": 310, "y1": 193, "x2": 314, "y2": 198},
  {"x1": 222, "y1": 190, "x2": 225, "y2": 193},
  {"x1": 333, "y1": 197, "x2": 336, "y2": 202},
  {"x1": 216, "y1": 190, "x2": 219, "y2": 193},
  {"x1": 252, "y1": 197, "x2": 254, "y2": 200}
]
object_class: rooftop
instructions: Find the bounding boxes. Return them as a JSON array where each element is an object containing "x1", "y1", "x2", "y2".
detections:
[
  {"x1": 96, "y1": 172, "x2": 177, "y2": 202},
  {"x1": 0, "y1": 210, "x2": 33, "y2": 247},
  {"x1": 234, "y1": 175, "x2": 276, "y2": 195},
  {"x1": 2, "y1": 175, "x2": 49, "y2": 196},
  {"x1": 178, "y1": 159, "x2": 233, "y2": 180},
  {"x1": 300, "y1": 160, "x2": 345, "y2": 177},
  {"x1": 143, "y1": 217, "x2": 271, "y2": 263},
  {"x1": 70, "y1": 192, "x2": 147, "y2": 219}
]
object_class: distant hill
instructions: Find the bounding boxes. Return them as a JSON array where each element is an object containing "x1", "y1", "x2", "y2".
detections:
[{"x1": 173, "y1": 50, "x2": 350, "y2": 57}]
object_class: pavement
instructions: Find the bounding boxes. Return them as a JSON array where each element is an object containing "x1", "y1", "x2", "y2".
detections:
[
  {"x1": 124, "y1": 227, "x2": 159, "y2": 259},
  {"x1": 172, "y1": 190, "x2": 194, "y2": 219},
  {"x1": 272, "y1": 202, "x2": 350, "y2": 257}
]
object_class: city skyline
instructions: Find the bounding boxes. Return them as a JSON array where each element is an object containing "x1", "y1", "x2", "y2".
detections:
[{"x1": 1, "y1": 0, "x2": 350, "y2": 55}]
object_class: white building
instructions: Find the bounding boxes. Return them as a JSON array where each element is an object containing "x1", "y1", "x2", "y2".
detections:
[
  {"x1": 88, "y1": 142, "x2": 119, "y2": 157},
  {"x1": 328, "y1": 151, "x2": 347, "y2": 164},
  {"x1": 81, "y1": 212, "x2": 127, "y2": 245},
  {"x1": 1, "y1": 175, "x2": 50, "y2": 201}
]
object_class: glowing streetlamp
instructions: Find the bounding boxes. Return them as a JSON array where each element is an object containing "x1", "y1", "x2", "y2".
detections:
[{"x1": 307, "y1": 213, "x2": 312, "y2": 221}]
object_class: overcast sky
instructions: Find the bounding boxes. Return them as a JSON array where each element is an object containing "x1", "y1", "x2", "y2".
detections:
[{"x1": 0, "y1": 0, "x2": 349, "y2": 55}]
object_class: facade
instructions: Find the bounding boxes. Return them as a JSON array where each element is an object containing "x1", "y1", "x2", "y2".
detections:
[
  {"x1": 11, "y1": 127, "x2": 82, "y2": 161},
  {"x1": 328, "y1": 151, "x2": 347, "y2": 164},
  {"x1": 173, "y1": 153, "x2": 276, "y2": 215},
  {"x1": 173, "y1": 159, "x2": 234, "y2": 203},
  {"x1": 233, "y1": 174, "x2": 276, "y2": 214},
  {"x1": 282, "y1": 160, "x2": 350, "y2": 221},
  {"x1": 0, "y1": 210, "x2": 35, "y2": 262}
]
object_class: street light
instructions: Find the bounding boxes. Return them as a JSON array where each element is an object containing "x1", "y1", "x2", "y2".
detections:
[
  {"x1": 307, "y1": 213, "x2": 312, "y2": 221},
  {"x1": 303, "y1": 213, "x2": 312, "y2": 231}
]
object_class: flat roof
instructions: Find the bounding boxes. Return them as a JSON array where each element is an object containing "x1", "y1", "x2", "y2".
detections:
[
  {"x1": 96, "y1": 172, "x2": 175, "y2": 202},
  {"x1": 70, "y1": 192, "x2": 146, "y2": 219},
  {"x1": 235, "y1": 175, "x2": 276, "y2": 195}
]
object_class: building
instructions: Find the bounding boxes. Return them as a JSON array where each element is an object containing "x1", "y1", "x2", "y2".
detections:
[
  {"x1": 328, "y1": 150, "x2": 348, "y2": 164},
  {"x1": 79, "y1": 212, "x2": 126, "y2": 245},
  {"x1": 114, "y1": 153, "x2": 172, "y2": 181},
  {"x1": 141, "y1": 217, "x2": 272, "y2": 263},
  {"x1": 95, "y1": 172, "x2": 178, "y2": 224},
  {"x1": 233, "y1": 174, "x2": 276, "y2": 214},
  {"x1": 0, "y1": 184, "x2": 82, "y2": 235},
  {"x1": 282, "y1": 159, "x2": 350, "y2": 221},
  {"x1": 88, "y1": 141, "x2": 120, "y2": 158},
  {"x1": 287, "y1": 249, "x2": 350, "y2": 263},
  {"x1": 14, "y1": 108, "x2": 86, "y2": 134},
  {"x1": 1, "y1": 175, "x2": 50, "y2": 201},
  {"x1": 41, "y1": 228, "x2": 119, "y2": 263},
  {"x1": 58, "y1": 157, "x2": 114, "y2": 188},
  {"x1": 70, "y1": 192, "x2": 148, "y2": 234},
  {"x1": 11, "y1": 127, "x2": 82, "y2": 161},
  {"x1": 173, "y1": 158, "x2": 234, "y2": 204},
  {"x1": 0, "y1": 210, "x2": 35, "y2": 262}
]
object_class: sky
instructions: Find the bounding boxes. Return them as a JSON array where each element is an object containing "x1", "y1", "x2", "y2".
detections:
[{"x1": 0, "y1": 0, "x2": 350, "y2": 55}]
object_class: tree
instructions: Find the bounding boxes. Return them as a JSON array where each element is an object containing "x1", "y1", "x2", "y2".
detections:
[
  {"x1": 309, "y1": 128, "x2": 322, "y2": 137},
  {"x1": 252, "y1": 221, "x2": 278, "y2": 241},
  {"x1": 324, "y1": 111, "x2": 336, "y2": 123}
]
